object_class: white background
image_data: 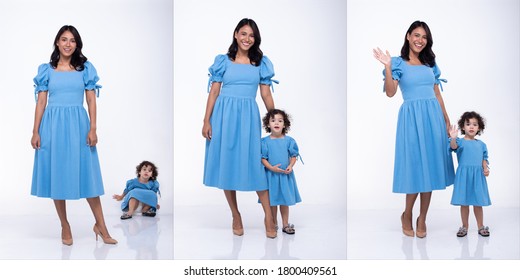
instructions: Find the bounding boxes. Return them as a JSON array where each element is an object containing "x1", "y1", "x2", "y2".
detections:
[
  {"x1": 173, "y1": 0, "x2": 347, "y2": 209},
  {"x1": 347, "y1": 0, "x2": 519, "y2": 211},
  {"x1": 0, "y1": 0, "x2": 173, "y2": 216}
]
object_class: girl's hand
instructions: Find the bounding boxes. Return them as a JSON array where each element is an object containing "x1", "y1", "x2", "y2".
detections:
[
  {"x1": 112, "y1": 194, "x2": 123, "y2": 201},
  {"x1": 373, "y1": 47, "x2": 392, "y2": 67},
  {"x1": 270, "y1": 164, "x2": 285, "y2": 173},
  {"x1": 87, "y1": 130, "x2": 98, "y2": 146},
  {"x1": 284, "y1": 165, "x2": 293, "y2": 174},
  {"x1": 31, "y1": 132, "x2": 41, "y2": 149},
  {"x1": 448, "y1": 124, "x2": 458, "y2": 139},
  {"x1": 202, "y1": 121, "x2": 212, "y2": 140},
  {"x1": 483, "y1": 167, "x2": 490, "y2": 177}
]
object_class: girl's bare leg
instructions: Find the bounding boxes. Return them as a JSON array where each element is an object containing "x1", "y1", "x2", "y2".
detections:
[
  {"x1": 127, "y1": 198, "x2": 139, "y2": 216},
  {"x1": 473, "y1": 206, "x2": 484, "y2": 229},
  {"x1": 460, "y1": 206, "x2": 470, "y2": 228},
  {"x1": 280, "y1": 205, "x2": 289, "y2": 227}
]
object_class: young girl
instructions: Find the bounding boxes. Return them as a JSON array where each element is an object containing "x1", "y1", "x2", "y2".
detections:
[
  {"x1": 449, "y1": 111, "x2": 491, "y2": 237},
  {"x1": 113, "y1": 161, "x2": 161, "y2": 219},
  {"x1": 261, "y1": 109, "x2": 302, "y2": 234}
]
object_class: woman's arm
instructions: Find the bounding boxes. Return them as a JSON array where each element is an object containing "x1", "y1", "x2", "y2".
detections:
[
  {"x1": 85, "y1": 90, "x2": 98, "y2": 146},
  {"x1": 31, "y1": 91, "x2": 48, "y2": 149},
  {"x1": 259, "y1": 84, "x2": 274, "y2": 111},
  {"x1": 434, "y1": 84, "x2": 451, "y2": 132},
  {"x1": 373, "y1": 48, "x2": 398, "y2": 97},
  {"x1": 202, "y1": 82, "x2": 221, "y2": 140}
]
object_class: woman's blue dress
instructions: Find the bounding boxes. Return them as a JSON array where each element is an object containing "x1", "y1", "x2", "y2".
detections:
[
  {"x1": 31, "y1": 62, "x2": 104, "y2": 199},
  {"x1": 384, "y1": 57, "x2": 455, "y2": 194},
  {"x1": 450, "y1": 138, "x2": 491, "y2": 206},
  {"x1": 261, "y1": 136, "x2": 302, "y2": 206},
  {"x1": 121, "y1": 178, "x2": 161, "y2": 211},
  {"x1": 203, "y1": 54, "x2": 276, "y2": 191}
]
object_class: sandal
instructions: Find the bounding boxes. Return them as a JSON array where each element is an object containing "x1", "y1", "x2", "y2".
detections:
[
  {"x1": 478, "y1": 226, "x2": 490, "y2": 237},
  {"x1": 456, "y1": 226, "x2": 467, "y2": 237},
  {"x1": 142, "y1": 208, "x2": 156, "y2": 217},
  {"x1": 120, "y1": 213, "x2": 132, "y2": 220},
  {"x1": 282, "y1": 224, "x2": 295, "y2": 235}
]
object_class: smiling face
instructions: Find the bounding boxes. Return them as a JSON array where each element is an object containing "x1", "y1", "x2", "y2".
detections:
[
  {"x1": 462, "y1": 118, "x2": 480, "y2": 139},
  {"x1": 268, "y1": 113, "x2": 285, "y2": 137},
  {"x1": 55, "y1": 30, "x2": 77, "y2": 59},
  {"x1": 406, "y1": 27, "x2": 427, "y2": 55},
  {"x1": 234, "y1": 24, "x2": 255, "y2": 53}
]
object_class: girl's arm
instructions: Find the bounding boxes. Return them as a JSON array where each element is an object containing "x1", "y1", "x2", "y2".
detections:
[
  {"x1": 373, "y1": 48, "x2": 398, "y2": 97},
  {"x1": 202, "y1": 82, "x2": 221, "y2": 140},
  {"x1": 448, "y1": 124, "x2": 458, "y2": 150},
  {"x1": 284, "y1": 156, "x2": 297, "y2": 174},
  {"x1": 85, "y1": 90, "x2": 98, "y2": 146},
  {"x1": 262, "y1": 158, "x2": 284, "y2": 173},
  {"x1": 259, "y1": 84, "x2": 274, "y2": 111},
  {"x1": 31, "y1": 91, "x2": 48, "y2": 149},
  {"x1": 434, "y1": 84, "x2": 451, "y2": 132},
  {"x1": 482, "y1": 160, "x2": 490, "y2": 177}
]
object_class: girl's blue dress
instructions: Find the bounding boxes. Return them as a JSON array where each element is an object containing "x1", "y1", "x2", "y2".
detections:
[
  {"x1": 120, "y1": 178, "x2": 161, "y2": 211},
  {"x1": 384, "y1": 57, "x2": 455, "y2": 194},
  {"x1": 261, "y1": 136, "x2": 302, "y2": 206},
  {"x1": 450, "y1": 138, "x2": 491, "y2": 206},
  {"x1": 204, "y1": 54, "x2": 276, "y2": 191},
  {"x1": 31, "y1": 62, "x2": 104, "y2": 199}
]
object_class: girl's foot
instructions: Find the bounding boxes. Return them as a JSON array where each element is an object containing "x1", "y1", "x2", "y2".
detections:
[
  {"x1": 456, "y1": 226, "x2": 468, "y2": 237},
  {"x1": 232, "y1": 214, "x2": 244, "y2": 236},
  {"x1": 282, "y1": 224, "x2": 295, "y2": 234},
  {"x1": 401, "y1": 212, "x2": 414, "y2": 237},
  {"x1": 478, "y1": 226, "x2": 490, "y2": 237}
]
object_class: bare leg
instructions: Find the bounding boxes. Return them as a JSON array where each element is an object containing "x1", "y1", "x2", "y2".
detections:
[
  {"x1": 141, "y1": 203, "x2": 151, "y2": 213},
  {"x1": 403, "y1": 193, "x2": 418, "y2": 231},
  {"x1": 87, "y1": 196, "x2": 116, "y2": 244},
  {"x1": 224, "y1": 190, "x2": 243, "y2": 235},
  {"x1": 54, "y1": 200, "x2": 72, "y2": 245},
  {"x1": 416, "y1": 192, "x2": 432, "y2": 237},
  {"x1": 271, "y1": 206, "x2": 278, "y2": 229},
  {"x1": 280, "y1": 205, "x2": 289, "y2": 227},
  {"x1": 460, "y1": 206, "x2": 470, "y2": 228},
  {"x1": 257, "y1": 190, "x2": 276, "y2": 238},
  {"x1": 473, "y1": 206, "x2": 484, "y2": 229},
  {"x1": 127, "y1": 198, "x2": 139, "y2": 216}
]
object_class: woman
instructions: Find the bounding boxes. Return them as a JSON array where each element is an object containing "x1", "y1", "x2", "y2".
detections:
[
  {"x1": 31, "y1": 25, "x2": 117, "y2": 245},
  {"x1": 373, "y1": 21, "x2": 455, "y2": 238},
  {"x1": 202, "y1": 18, "x2": 277, "y2": 238}
]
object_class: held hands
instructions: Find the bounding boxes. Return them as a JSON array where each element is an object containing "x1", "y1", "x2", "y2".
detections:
[
  {"x1": 448, "y1": 125, "x2": 459, "y2": 139},
  {"x1": 373, "y1": 47, "x2": 392, "y2": 67}
]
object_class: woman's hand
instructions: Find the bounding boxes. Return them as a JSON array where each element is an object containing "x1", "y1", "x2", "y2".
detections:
[
  {"x1": 31, "y1": 132, "x2": 41, "y2": 149},
  {"x1": 87, "y1": 129, "x2": 98, "y2": 146},
  {"x1": 373, "y1": 47, "x2": 392, "y2": 67},
  {"x1": 202, "y1": 121, "x2": 212, "y2": 140},
  {"x1": 448, "y1": 124, "x2": 458, "y2": 139}
]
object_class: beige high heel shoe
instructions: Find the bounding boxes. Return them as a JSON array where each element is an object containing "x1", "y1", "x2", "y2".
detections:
[
  {"x1": 416, "y1": 217, "x2": 427, "y2": 238},
  {"x1": 401, "y1": 212, "x2": 415, "y2": 237},
  {"x1": 265, "y1": 219, "x2": 277, "y2": 239},
  {"x1": 61, "y1": 226, "x2": 73, "y2": 246},
  {"x1": 93, "y1": 224, "x2": 118, "y2": 244},
  {"x1": 232, "y1": 215, "x2": 244, "y2": 236}
]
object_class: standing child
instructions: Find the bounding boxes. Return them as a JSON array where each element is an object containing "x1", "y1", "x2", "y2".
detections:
[
  {"x1": 113, "y1": 161, "x2": 160, "y2": 219},
  {"x1": 261, "y1": 109, "x2": 302, "y2": 234},
  {"x1": 449, "y1": 111, "x2": 491, "y2": 237}
]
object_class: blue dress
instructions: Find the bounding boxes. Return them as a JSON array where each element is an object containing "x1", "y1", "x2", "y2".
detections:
[
  {"x1": 450, "y1": 138, "x2": 491, "y2": 206},
  {"x1": 120, "y1": 178, "x2": 161, "y2": 211},
  {"x1": 203, "y1": 54, "x2": 277, "y2": 191},
  {"x1": 261, "y1": 136, "x2": 302, "y2": 206},
  {"x1": 31, "y1": 62, "x2": 104, "y2": 199},
  {"x1": 384, "y1": 57, "x2": 455, "y2": 194}
]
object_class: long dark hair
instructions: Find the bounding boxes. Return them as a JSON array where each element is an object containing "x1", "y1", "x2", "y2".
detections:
[
  {"x1": 50, "y1": 25, "x2": 88, "y2": 71},
  {"x1": 400, "y1": 21, "x2": 436, "y2": 67},
  {"x1": 227, "y1": 18, "x2": 263, "y2": 66}
]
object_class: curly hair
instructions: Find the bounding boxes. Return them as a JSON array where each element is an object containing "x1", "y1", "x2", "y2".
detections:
[
  {"x1": 262, "y1": 109, "x2": 291, "y2": 134},
  {"x1": 136, "y1": 160, "x2": 159, "y2": 181},
  {"x1": 50, "y1": 25, "x2": 88, "y2": 71},
  {"x1": 457, "y1": 111, "x2": 486, "y2": 135}
]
